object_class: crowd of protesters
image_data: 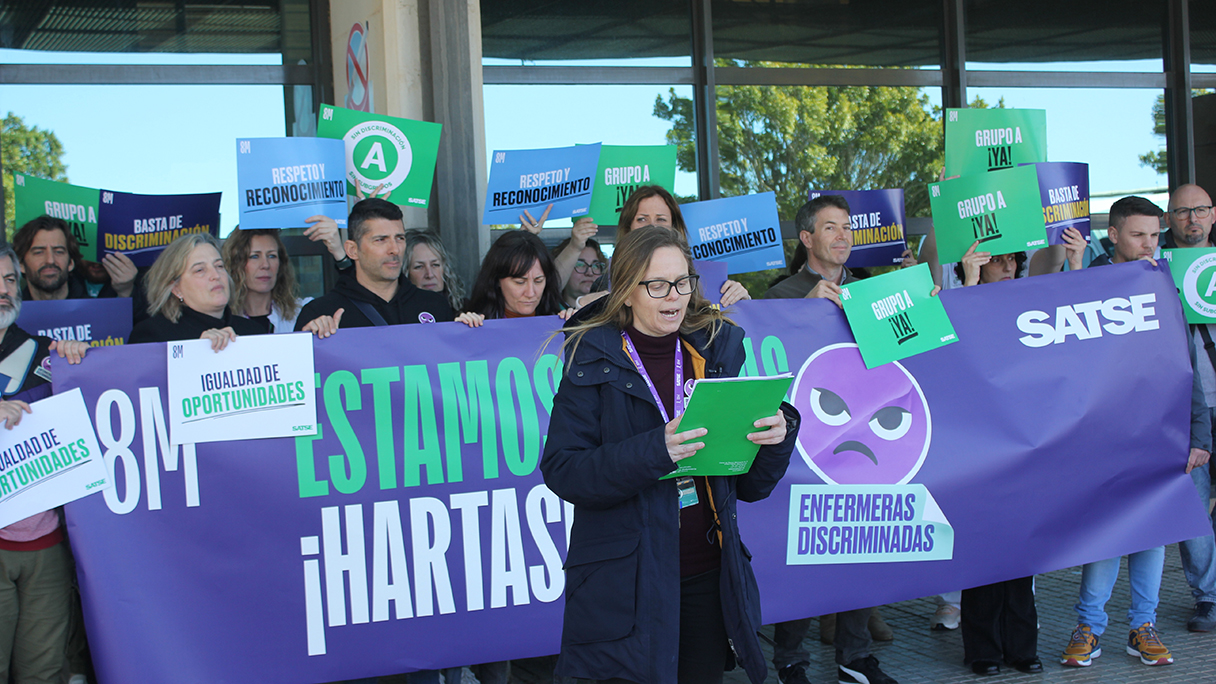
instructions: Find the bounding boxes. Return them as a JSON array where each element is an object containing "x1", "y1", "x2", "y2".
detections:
[{"x1": 0, "y1": 181, "x2": 1214, "y2": 684}]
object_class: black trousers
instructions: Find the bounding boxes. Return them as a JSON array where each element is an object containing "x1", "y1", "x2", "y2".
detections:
[
  {"x1": 960, "y1": 577, "x2": 1038, "y2": 665},
  {"x1": 592, "y1": 567, "x2": 728, "y2": 684}
]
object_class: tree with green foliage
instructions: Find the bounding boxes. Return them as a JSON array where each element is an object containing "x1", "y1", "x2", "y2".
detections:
[
  {"x1": 654, "y1": 63, "x2": 947, "y2": 222},
  {"x1": 1140, "y1": 91, "x2": 1213, "y2": 176},
  {"x1": 2, "y1": 112, "x2": 68, "y2": 241}
]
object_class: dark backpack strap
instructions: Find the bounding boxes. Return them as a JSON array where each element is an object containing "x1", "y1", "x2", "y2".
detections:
[
  {"x1": 351, "y1": 299, "x2": 389, "y2": 327},
  {"x1": 1196, "y1": 324, "x2": 1216, "y2": 372}
]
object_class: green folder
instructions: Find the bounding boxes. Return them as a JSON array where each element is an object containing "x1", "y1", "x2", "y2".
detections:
[{"x1": 660, "y1": 373, "x2": 794, "y2": 479}]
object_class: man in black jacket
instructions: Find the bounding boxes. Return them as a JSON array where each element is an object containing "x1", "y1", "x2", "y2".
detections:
[{"x1": 295, "y1": 199, "x2": 453, "y2": 333}]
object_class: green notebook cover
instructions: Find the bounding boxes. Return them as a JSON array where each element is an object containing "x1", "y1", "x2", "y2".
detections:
[{"x1": 661, "y1": 373, "x2": 794, "y2": 479}]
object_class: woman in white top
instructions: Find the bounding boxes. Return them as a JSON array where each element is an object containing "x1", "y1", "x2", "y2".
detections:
[{"x1": 222, "y1": 228, "x2": 311, "y2": 333}]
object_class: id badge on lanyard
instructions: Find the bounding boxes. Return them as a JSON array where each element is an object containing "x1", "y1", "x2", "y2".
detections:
[{"x1": 621, "y1": 330, "x2": 698, "y2": 510}]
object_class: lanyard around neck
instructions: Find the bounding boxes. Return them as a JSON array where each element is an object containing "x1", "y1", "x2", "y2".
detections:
[{"x1": 620, "y1": 330, "x2": 684, "y2": 423}]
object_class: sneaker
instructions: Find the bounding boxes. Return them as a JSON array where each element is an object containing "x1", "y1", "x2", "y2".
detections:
[
  {"x1": 1060, "y1": 624, "x2": 1101, "y2": 667},
  {"x1": 1188, "y1": 601, "x2": 1216, "y2": 632},
  {"x1": 929, "y1": 604, "x2": 960, "y2": 631},
  {"x1": 838, "y1": 655, "x2": 897, "y2": 684},
  {"x1": 778, "y1": 662, "x2": 812, "y2": 684},
  {"x1": 1126, "y1": 622, "x2": 1173, "y2": 665}
]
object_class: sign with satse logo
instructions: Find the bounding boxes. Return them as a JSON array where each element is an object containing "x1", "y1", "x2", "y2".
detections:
[
  {"x1": 944, "y1": 108, "x2": 1047, "y2": 177},
  {"x1": 166, "y1": 332, "x2": 318, "y2": 445},
  {"x1": 929, "y1": 164, "x2": 1048, "y2": 264},
  {"x1": 1164, "y1": 248, "x2": 1216, "y2": 323},
  {"x1": 317, "y1": 104, "x2": 443, "y2": 208},
  {"x1": 840, "y1": 263, "x2": 958, "y2": 368}
]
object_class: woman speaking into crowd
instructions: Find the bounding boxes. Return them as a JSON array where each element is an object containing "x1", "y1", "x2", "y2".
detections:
[{"x1": 540, "y1": 226, "x2": 800, "y2": 684}]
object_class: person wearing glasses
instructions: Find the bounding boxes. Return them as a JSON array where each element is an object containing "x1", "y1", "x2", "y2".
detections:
[
  {"x1": 1159, "y1": 184, "x2": 1216, "y2": 635},
  {"x1": 552, "y1": 236, "x2": 607, "y2": 309},
  {"x1": 541, "y1": 226, "x2": 798, "y2": 684}
]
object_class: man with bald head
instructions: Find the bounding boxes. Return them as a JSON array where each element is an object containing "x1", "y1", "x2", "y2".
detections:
[{"x1": 1163, "y1": 184, "x2": 1216, "y2": 633}]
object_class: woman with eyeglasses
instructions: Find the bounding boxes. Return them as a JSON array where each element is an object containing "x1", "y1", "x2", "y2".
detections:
[
  {"x1": 552, "y1": 236, "x2": 607, "y2": 309},
  {"x1": 541, "y1": 226, "x2": 799, "y2": 684}
]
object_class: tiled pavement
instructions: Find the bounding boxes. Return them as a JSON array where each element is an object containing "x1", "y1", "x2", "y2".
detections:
[
  {"x1": 382, "y1": 542, "x2": 1215, "y2": 684},
  {"x1": 727, "y1": 543, "x2": 1216, "y2": 683}
]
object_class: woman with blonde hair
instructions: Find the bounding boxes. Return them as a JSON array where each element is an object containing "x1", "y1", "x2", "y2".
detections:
[
  {"x1": 130, "y1": 233, "x2": 265, "y2": 348},
  {"x1": 222, "y1": 228, "x2": 311, "y2": 333},
  {"x1": 541, "y1": 226, "x2": 799, "y2": 684}
]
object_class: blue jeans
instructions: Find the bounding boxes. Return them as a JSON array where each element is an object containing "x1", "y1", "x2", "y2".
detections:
[
  {"x1": 1179, "y1": 417, "x2": 1216, "y2": 605},
  {"x1": 1074, "y1": 547, "x2": 1164, "y2": 636}
]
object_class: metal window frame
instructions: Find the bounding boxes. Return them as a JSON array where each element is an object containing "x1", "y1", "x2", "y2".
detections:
[{"x1": 481, "y1": 0, "x2": 1201, "y2": 207}]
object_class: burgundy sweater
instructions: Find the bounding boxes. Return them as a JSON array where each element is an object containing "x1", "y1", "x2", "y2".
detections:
[{"x1": 626, "y1": 325, "x2": 721, "y2": 577}]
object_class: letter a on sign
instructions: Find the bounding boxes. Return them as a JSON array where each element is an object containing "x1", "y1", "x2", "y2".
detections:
[{"x1": 361, "y1": 142, "x2": 388, "y2": 172}]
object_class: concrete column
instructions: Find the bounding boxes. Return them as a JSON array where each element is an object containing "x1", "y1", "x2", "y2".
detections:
[{"x1": 422, "y1": 0, "x2": 489, "y2": 288}]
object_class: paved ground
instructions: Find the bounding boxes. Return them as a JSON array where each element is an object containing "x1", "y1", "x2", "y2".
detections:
[
  {"x1": 381, "y1": 542, "x2": 1215, "y2": 684},
  {"x1": 730, "y1": 543, "x2": 1216, "y2": 684}
]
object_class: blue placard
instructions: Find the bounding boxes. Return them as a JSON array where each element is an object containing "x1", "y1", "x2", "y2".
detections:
[
  {"x1": 482, "y1": 144, "x2": 601, "y2": 224},
  {"x1": 97, "y1": 189, "x2": 221, "y2": 268},
  {"x1": 694, "y1": 259, "x2": 728, "y2": 305},
  {"x1": 236, "y1": 137, "x2": 349, "y2": 230},
  {"x1": 808, "y1": 189, "x2": 907, "y2": 268},
  {"x1": 17, "y1": 298, "x2": 133, "y2": 347},
  {"x1": 681, "y1": 192, "x2": 785, "y2": 275},
  {"x1": 1022, "y1": 161, "x2": 1090, "y2": 245}
]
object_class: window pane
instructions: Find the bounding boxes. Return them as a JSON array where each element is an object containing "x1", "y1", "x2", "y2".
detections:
[
  {"x1": 481, "y1": 0, "x2": 690, "y2": 63},
  {"x1": 2, "y1": 82, "x2": 286, "y2": 236},
  {"x1": 965, "y1": 0, "x2": 1165, "y2": 71},
  {"x1": 965, "y1": 87, "x2": 1165, "y2": 194},
  {"x1": 482, "y1": 83, "x2": 699, "y2": 229},
  {"x1": 712, "y1": 0, "x2": 942, "y2": 68},
  {"x1": 1193, "y1": 1, "x2": 1216, "y2": 70},
  {"x1": 0, "y1": 1, "x2": 308, "y2": 57}
]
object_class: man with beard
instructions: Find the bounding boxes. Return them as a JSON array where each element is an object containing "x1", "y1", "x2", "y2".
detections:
[
  {"x1": 1158, "y1": 184, "x2": 1216, "y2": 633},
  {"x1": 12, "y1": 216, "x2": 137, "y2": 300},
  {"x1": 761, "y1": 195, "x2": 898, "y2": 684},
  {"x1": 296, "y1": 198, "x2": 454, "y2": 333},
  {"x1": 0, "y1": 245, "x2": 91, "y2": 684}
]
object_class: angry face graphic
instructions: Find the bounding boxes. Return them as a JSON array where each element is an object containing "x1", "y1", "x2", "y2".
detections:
[{"x1": 791, "y1": 343, "x2": 931, "y2": 484}]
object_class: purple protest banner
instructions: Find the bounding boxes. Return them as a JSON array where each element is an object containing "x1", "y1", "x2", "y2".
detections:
[
  {"x1": 56, "y1": 261, "x2": 1206, "y2": 683},
  {"x1": 1023, "y1": 161, "x2": 1090, "y2": 245},
  {"x1": 17, "y1": 298, "x2": 132, "y2": 347},
  {"x1": 808, "y1": 189, "x2": 907, "y2": 268},
  {"x1": 97, "y1": 189, "x2": 221, "y2": 267}
]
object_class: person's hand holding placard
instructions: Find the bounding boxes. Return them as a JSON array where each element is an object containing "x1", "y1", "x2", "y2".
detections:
[
  {"x1": 840, "y1": 263, "x2": 958, "y2": 369},
  {"x1": 928, "y1": 164, "x2": 1048, "y2": 265}
]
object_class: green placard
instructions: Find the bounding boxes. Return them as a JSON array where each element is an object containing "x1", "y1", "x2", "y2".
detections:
[
  {"x1": 944, "y1": 108, "x2": 1047, "y2": 177},
  {"x1": 12, "y1": 174, "x2": 102, "y2": 262},
  {"x1": 316, "y1": 104, "x2": 443, "y2": 208},
  {"x1": 587, "y1": 144, "x2": 677, "y2": 225},
  {"x1": 840, "y1": 263, "x2": 958, "y2": 369},
  {"x1": 1163, "y1": 247, "x2": 1216, "y2": 323},
  {"x1": 661, "y1": 373, "x2": 794, "y2": 479},
  {"x1": 928, "y1": 164, "x2": 1048, "y2": 264}
]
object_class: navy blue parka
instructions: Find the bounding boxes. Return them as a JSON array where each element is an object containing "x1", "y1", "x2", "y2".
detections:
[{"x1": 541, "y1": 318, "x2": 799, "y2": 684}]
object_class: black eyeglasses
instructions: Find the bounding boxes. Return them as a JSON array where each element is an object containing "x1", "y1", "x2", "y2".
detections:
[
  {"x1": 573, "y1": 259, "x2": 606, "y2": 275},
  {"x1": 638, "y1": 275, "x2": 699, "y2": 298},
  {"x1": 1171, "y1": 205, "x2": 1213, "y2": 220}
]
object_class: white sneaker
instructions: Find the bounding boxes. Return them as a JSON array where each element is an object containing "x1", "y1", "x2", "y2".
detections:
[
  {"x1": 930, "y1": 604, "x2": 961, "y2": 630},
  {"x1": 68, "y1": 676, "x2": 87, "y2": 684}
]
